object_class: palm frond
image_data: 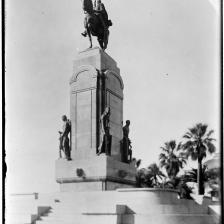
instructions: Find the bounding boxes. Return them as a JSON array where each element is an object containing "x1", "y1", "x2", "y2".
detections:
[
  {"x1": 204, "y1": 137, "x2": 216, "y2": 143},
  {"x1": 199, "y1": 124, "x2": 208, "y2": 138},
  {"x1": 190, "y1": 151, "x2": 198, "y2": 161},
  {"x1": 182, "y1": 140, "x2": 194, "y2": 150},
  {"x1": 189, "y1": 126, "x2": 198, "y2": 136},
  {"x1": 169, "y1": 140, "x2": 176, "y2": 150},
  {"x1": 176, "y1": 142, "x2": 182, "y2": 151},
  {"x1": 206, "y1": 130, "x2": 214, "y2": 137},
  {"x1": 160, "y1": 147, "x2": 169, "y2": 153},
  {"x1": 183, "y1": 133, "x2": 192, "y2": 139},
  {"x1": 206, "y1": 141, "x2": 216, "y2": 154}
]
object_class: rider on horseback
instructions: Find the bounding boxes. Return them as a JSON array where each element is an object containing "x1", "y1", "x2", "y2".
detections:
[
  {"x1": 94, "y1": 0, "x2": 112, "y2": 27},
  {"x1": 81, "y1": 0, "x2": 112, "y2": 37}
]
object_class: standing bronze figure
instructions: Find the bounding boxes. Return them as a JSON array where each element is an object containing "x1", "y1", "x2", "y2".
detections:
[
  {"x1": 97, "y1": 107, "x2": 112, "y2": 155},
  {"x1": 81, "y1": 0, "x2": 112, "y2": 50},
  {"x1": 121, "y1": 120, "x2": 132, "y2": 163},
  {"x1": 59, "y1": 115, "x2": 72, "y2": 160}
]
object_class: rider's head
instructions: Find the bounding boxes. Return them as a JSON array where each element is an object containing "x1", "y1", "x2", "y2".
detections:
[{"x1": 62, "y1": 115, "x2": 67, "y2": 122}]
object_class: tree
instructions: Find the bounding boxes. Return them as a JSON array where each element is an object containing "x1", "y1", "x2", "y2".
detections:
[
  {"x1": 159, "y1": 140, "x2": 186, "y2": 180},
  {"x1": 184, "y1": 165, "x2": 208, "y2": 183},
  {"x1": 136, "y1": 163, "x2": 165, "y2": 188},
  {"x1": 163, "y1": 176, "x2": 193, "y2": 199},
  {"x1": 136, "y1": 168, "x2": 153, "y2": 188},
  {"x1": 182, "y1": 123, "x2": 216, "y2": 195},
  {"x1": 147, "y1": 163, "x2": 165, "y2": 187}
]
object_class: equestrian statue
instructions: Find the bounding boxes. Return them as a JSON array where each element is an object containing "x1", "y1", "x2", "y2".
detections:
[{"x1": 81, "y1": 0, "x2": 112, "y2": 50}]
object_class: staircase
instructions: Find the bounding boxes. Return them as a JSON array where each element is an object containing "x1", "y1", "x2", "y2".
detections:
[
  {"x1": 34, "y1": 189, "x2": 219, "y2": 224},
  {"x1": 6, "y1": 194, "x2": 51, "y2": 224}
]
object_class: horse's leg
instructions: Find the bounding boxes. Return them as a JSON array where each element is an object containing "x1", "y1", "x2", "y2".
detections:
[
  {"x1": 97, "y1": 37, "x2": 104, "y2": 49},
  {"x1": 82, "y1": 16, "x2": 88, "y2": 37},
  {"x1": 100, "y1": 35, "x2": 105, "y2": 50},
  {"x1": 86, "y1": 25, "x2": 92, "y2": 48},
  {"x1": 103, "y1": 30, "x2": 109, "y2": 50}
]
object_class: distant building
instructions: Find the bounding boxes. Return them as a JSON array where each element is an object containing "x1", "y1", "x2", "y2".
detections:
[{"x1": 204, "y1": 153, "x2": 220, "y2": 169}]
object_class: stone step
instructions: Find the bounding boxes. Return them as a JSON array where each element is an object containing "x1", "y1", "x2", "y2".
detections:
[
  {"x1": 5, "y1": 223, "x2": 31, "y2": 224},
  {"x1": 35, "y1": 213, "x2": 218, "y2": 224},
  {"x1": 6, "y1": 206, "x2": 51, "y2": 224},
  {"x1": 49, "y1": 203, "x2": 207, "y2": 215},
  {"x1": 122, "y1": 214, "x2": 217, "y2": 224},
  {"x1": 52, "y1": 192, "x2": 196, "y2": 206},
  {"x1": 7, "y1": 191, "x2": 216, "y2": 224},
  {"x1": 37, "y1": 190, "x2": 201, "y2": 209},
  {"x1": 37, "y1": 214, "x2": 118, "y2": 224},
  {"x1": 5, "y1": 213, "x2": 38, "y2": 224}
]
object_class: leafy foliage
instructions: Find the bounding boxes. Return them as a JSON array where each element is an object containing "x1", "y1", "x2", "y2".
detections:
[
  {"x1": 163, "y1": 176, "x2": 193, "y2": 199},
  {"x1": 147, "y1": 163, "x2": 165, "y2": 186},
  {"x1": 184, "y1": 165, "x2": 209, "y2": 183},
  {"x1": 159, "y1": 140, "x2": 186, "y2": 179},
  {"x1": 136, "y1": 163, "x2": 165, "y2": 188}
]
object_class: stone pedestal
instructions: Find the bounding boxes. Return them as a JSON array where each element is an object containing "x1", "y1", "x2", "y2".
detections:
[
  {"x1": 56, "y1": 155, "x2": 136, "y2": 191},
  {"x1": 56, "y1": 47, "x2": 136, "y2": 191}
]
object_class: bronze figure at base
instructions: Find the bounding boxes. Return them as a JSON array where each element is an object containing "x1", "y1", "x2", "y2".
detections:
[
  {"x1": 121, "y1": 120, "x2": 132, "y2": 163},
  {"x1": 59, "y1": 115, "x2": 72, "y2": 161}
]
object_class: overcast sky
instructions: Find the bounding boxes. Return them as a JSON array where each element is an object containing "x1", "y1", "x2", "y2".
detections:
[{"x1": 5, "y1": 0, "x2": 220, "y2": 193}]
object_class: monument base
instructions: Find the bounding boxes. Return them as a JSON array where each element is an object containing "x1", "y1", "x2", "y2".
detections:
[{"x1": 55, "y1": 155, "x2": 137, "y2": 191}]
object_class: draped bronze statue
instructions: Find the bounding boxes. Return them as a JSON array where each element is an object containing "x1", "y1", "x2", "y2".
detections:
[
  {"x1": 81, "y1": 0, "x2": 112, "y2": 50},
  {"x1": 97, "y1": 107, "x2": 112, "y2": 155},
  {"x1": 121, "y1": 120, "x2": 132, "y2": 163},
  {"x1": 59, "y1": 115, "x2": 72, "y2": 160}
]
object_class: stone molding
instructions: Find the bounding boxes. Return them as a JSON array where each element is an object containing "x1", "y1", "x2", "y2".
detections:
[
  {"x1": 70, "y1": 65, "x2": 98, "y2": 84},
  {"x1": 71, "y1": 87, "x2": 96, "y2": 94}
]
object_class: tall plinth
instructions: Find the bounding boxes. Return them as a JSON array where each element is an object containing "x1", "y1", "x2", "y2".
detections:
[{"x1": 56, "y1": 47, "x2": 136, "y2": 191}]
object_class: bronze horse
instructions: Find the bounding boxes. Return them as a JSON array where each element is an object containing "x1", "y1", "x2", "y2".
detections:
[{"x1": 81, "y1": 0, "x2": 111, "y2": 50}]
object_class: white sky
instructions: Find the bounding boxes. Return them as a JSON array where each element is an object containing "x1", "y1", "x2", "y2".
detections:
[{"x1": 5, "y1": 0, "x2": 220, "y2": 193}]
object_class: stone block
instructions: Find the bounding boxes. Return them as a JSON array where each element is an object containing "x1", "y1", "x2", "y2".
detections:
[
  {"x1": 73, "y1": 47, "x2": 120, "y2": 74},
  {"x1": 55, "y1": 155, "x2": 136, "y2": 191}
]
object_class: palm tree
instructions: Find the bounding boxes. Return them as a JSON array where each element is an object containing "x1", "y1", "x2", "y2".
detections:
[
  {"x1": 163, "y1": 176, "x2": 193, "y2": 199},
  {"x1": 136, "y1": 168, "x2": 153, "y2": 188},
  {"x1": 184, "y1": 165, "x2": 208, "y2": 183},
  {"x1": 147, "y1": 163, "x2": 165, "y2": 187},
  {"x1": 159, "y1": 140, "x2": 186, "y2": 180},
  {"x1": 182, "y1": 123, "x2": 216, "y2": 195}
]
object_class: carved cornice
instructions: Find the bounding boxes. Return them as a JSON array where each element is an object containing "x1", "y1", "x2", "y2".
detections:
[{"x1": 71, "y1": 87, "x2": 97, "y2": 94}]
